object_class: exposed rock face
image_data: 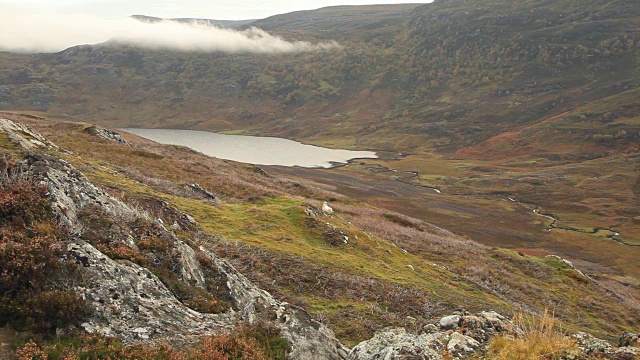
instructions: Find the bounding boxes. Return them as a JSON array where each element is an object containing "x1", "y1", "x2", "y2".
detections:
[
  {"x1": 0, "y1": 118, "x2": 62, "y2": 151},
  {"x1": 83, "y1": 125, "x2": 131, "y2": 145},
  {"x1": 348, "y1": 311, "x2": 511, "y2": 359},
  {"x1": 27, "y1": 153, "x2": 137, "y2": 233},
  {"x1": 176, "y1": 240, "x2": 206, "y2": 288},
  {"x1": 348, "y1": 328, "x2": 443, "y2": 360},
  {"x1": 3, "y1": 118, "x2": 349, "y2": 359},
  {"x1": 69, "y1": 241, "x2": 229, "y2": 345},
  {"x1": 199, "y1": 247, "x2": 350, "y2": 359}
]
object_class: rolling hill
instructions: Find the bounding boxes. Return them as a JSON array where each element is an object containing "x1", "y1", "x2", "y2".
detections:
[{"x1": 1, "y1": 1, "x2": 640, "y2": 357}]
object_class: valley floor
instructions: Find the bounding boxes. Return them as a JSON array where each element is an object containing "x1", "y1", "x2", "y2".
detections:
[{"x1": 268, "y1": 152, "x2": 640, "y2": 311}]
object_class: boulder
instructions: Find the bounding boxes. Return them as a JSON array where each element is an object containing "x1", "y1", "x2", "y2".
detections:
[
  {"x1": 348, "y1": 328, "x2": 443, "y2": 360},
  {"x1": 619, "y1": 332, "x2": 639, "y2": 348},
  {"x1": 447, "y1": 331, "x2": 480, "y2": 355},
  {"x1": 439, "y1": 315, "x2": 461, "y2": 330}
]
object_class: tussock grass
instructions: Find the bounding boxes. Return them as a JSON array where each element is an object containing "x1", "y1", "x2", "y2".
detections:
[{"x1": 486, "y1": 310, "x2": 579, "y2": 360}]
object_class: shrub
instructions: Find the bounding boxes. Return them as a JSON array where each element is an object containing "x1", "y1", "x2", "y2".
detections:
[
  {"x1": 190, "y1": 334, "x2": 267, "y2": 360},
  {"x1": 0, "y1": 180, "x2": 50, "y2": 228},
  {"x1": 0, "y1": 229, "x2": 62, "y2": 295},
  {"x1": 14, "y1": 332, "x2": 269, "y2": 360},
  {"x1": 0, "y1": 165, "x2": 87, "y2": 334},
  {"x1": 239, "y1": 321, "x2": 290, "y2": 360},
  {"x1": 0, "y1": 179, "x2": 64, "y2": 298},
  {"x1": 19, "y1": 290, "x2": 89, "y2": 332}
]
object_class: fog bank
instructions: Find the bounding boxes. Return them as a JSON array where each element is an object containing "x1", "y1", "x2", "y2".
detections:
[{"x1": 0, "y1": 13, "x2": 341, "y2": 54}]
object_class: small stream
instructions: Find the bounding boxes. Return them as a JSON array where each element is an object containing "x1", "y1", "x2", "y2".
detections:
[
  {"x1": 525, "y1": 199, "x2": 635, "y2": 246},
  {"x1": 362, "y1": 163, "x2": 442, "y2": 194},
  {"x1": 358, "y1": 160, "x2": 636, "y2": 246}
]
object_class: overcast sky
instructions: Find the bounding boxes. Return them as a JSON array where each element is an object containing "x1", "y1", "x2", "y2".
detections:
[{"x1": 2, "y1": 0, "x2": 429, "y2": 20}]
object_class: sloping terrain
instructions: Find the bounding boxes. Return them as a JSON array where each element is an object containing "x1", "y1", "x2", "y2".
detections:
[
  {"x1": 1, "y1": 0, "x2": 639, "y2": 151},
  {"x1": 1, "y1": 0, "x2": 640, "y2": 356},
  {"x1": 0, "y1": 114, "x2": 638, "y2": 355}
]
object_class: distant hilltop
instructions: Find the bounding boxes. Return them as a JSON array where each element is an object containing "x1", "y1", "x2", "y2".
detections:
[{"x1": 130, "y1": 14, "x2": 257, "y2": 28}]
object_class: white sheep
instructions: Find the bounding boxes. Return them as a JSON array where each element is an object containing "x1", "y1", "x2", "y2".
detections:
[{"x1": 322, "y1": 201, "x2": 334, "y2": 215}]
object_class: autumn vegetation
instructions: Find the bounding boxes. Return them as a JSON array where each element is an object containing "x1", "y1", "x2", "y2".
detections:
[
  {"x1": 0, "y1": 155, "x2": 87, "y2": 334},
  {"x1": 486, "y1": 310, "x2": 579, "y2": 360},
  {"x1": 1, "y1": 0, "x2": 639, "y2": 356}
]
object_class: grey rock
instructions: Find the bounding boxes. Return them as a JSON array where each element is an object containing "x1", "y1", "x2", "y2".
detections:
[
  {"x1": 574, "y1": 332, "x2": 640, "y2": 358},
  {"x1": 347, "y1": 328, "x2": 443, "y2": 360},
  {"x1": 176, "y1": 240, "x2": 206, "y2": 288},
  {"x1": 447, "y1": 332, "x2": 480, "y2": 355},
  {"x1": 198, "y1": 247, "x2": 349, "y2": 359},
  {"x1": 619, "y1": 332, "x2": 639, "y2": 347},
  {"x1": 460, "y1": 311, "x2": 510, "y2": 342},
  {"x1": 439, "y1": 315, "x2": 461, "y2": 330},
  {"x1": 83, "y1": 125, "x2": 131, "y2": 145},
  {"x1": 421, "y1": 324, "x2": 438, "y2": 334},
  {"x1": 28, "y1": 153, "x2": 137, "y2": 233},
  {"x1": 187, "y1": 183, "x2": 220, "y2": 202},
  {"x1": 573, "y1": 332, "x2": 612, "y2": 353},
  {"x1": 69, "y1": 241, "x2": 229, "y2": 345},
  {"x1": 0, "y1": 118, "x2": 62, "y2": 151}
]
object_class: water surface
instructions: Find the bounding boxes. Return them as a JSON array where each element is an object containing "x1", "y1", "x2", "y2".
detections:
[{"x1": 121, "y1": 128, "x2": 377, "y2": 168}]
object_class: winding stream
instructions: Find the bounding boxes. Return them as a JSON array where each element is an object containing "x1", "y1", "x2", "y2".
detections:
[{"x1": 358, "y1": 161, "x2": 636, "y2": 246}]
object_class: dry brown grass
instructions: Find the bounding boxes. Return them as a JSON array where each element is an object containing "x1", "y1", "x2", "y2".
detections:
[
  {"x1": 4, "y1": 113, "x2": 639, "y2": 343},
  {"x1": 486, "y1": 309, "x2": 579, "y2": 360}
]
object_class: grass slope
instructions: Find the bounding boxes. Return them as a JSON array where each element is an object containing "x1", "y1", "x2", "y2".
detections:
[{"x1": 3, "y1": 113, "x2": 638, "y2": 345}]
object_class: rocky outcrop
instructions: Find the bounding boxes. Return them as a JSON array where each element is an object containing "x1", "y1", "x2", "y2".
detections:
[
  {"x1": 199, "y1": 247, "x2": 350, "y2": 359},
  {"x1": 0, "y1": 118, "x2": 62, "y2": 151},
  {"x1": 83, "y1": 125, "x2": 131, "y2": 145},
  {"x1": 27, "y1": 153, "x2": 137, "y2": 233},
  {"x1": 348, "y1": 311, "x2": 510, "y2": 359},
  {"x1": 573, "y1": 332, "x2": 639, "y2": 359},
  {"x1": 69, "y1": 240, "x2": 229, "y2": 345},
  {"x1": 185, "y1": 183, "x2": 220, "y2": 203},
  {"x1": 619, "y1": 332, "x2": 639, "y2": 348},
  {"x1": 176, "y1": 240, "x2": 206, "y2": 288},
  {"x1": 2, "y1": 119, "x2": 349, "y2": 358},
  {"x1": 348, "y1": 328, "x2": 443, "y2": 360}
]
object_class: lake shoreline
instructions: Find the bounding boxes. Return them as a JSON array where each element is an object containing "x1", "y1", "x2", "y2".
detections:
[{"x1": 119, "y1": 128, "x2": 378, "y2": 168}]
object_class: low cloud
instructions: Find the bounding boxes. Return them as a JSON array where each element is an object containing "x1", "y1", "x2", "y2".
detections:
[{"x1": 0, "y1": 13, "x2": 341, "y2": 54}]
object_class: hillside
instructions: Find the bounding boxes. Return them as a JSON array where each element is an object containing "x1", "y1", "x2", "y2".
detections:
[
  {"x1": 1, "y1": 1, "x2": 640, "y2": 357},
  {"x1": 0, "y1": 113, "x2": 638, "y2": 358},
  {"x1": 0, "y1": 0, "x2": 639, "y2": 152},
  {"x1": 131, "y1": 15, "x2": 256, "y2": 28}
]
